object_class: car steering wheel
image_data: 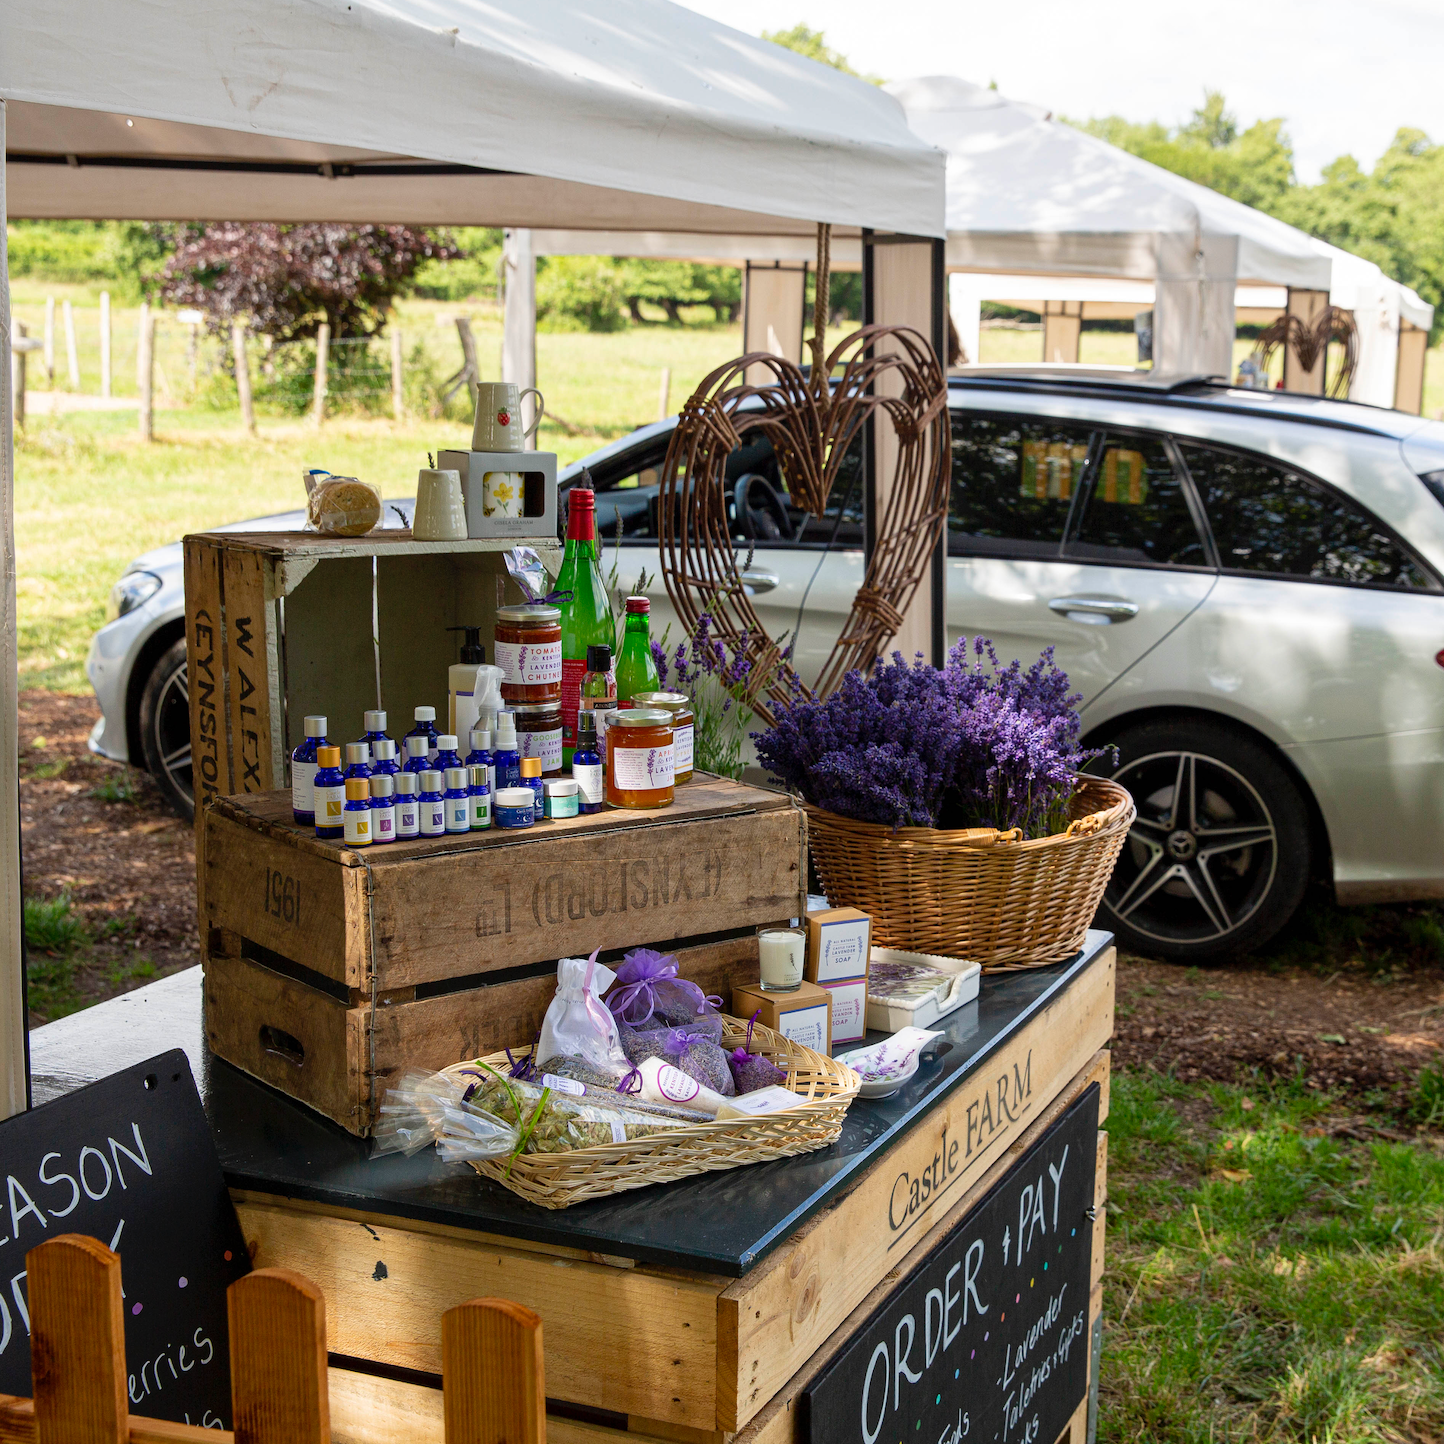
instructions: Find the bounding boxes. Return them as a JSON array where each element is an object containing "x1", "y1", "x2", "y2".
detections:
[{"x1": 733, "y1": 473, "x2": 793, "y2": 541}]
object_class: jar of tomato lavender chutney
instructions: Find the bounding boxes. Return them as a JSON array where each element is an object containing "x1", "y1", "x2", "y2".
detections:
[
  {"x1": 494, "y1": 604, "x2": 562, "y2": 704},
  {"x1": 605, "y1": 708, "x2": 674, "y2": 810}
]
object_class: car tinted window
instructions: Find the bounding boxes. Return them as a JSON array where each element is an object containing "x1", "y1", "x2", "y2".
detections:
[
  {"x1": 949, "y1": 414, "x2": 1093, "y2": 559},
  {"x1": 565, "y1": 444, "x2": 670, "y2": 542},
  {"x1": 1180, "y1": 444, "x2": 1432, "y2": 589},
  {"x1": 1065, "y1": 433, "x2": 1208, "y2": 567}
]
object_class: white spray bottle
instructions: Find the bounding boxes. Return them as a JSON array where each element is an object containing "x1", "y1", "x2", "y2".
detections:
[{"x1": 448, "y1": 625, "x2": 505, "y2": 744}]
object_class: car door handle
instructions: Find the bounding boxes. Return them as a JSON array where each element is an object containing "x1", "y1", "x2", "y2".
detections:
[
  {"x1": 1048, "y1": 595, "x2": 1139, "y2": 623},
  {"x1": 741, "y1": 569, "x2": 780, "y2": 595}
]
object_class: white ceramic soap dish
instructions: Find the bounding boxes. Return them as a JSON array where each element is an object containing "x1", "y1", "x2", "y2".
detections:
[{"x1": 836, "y1": 1027, "x2": 945, "y2": 1100}]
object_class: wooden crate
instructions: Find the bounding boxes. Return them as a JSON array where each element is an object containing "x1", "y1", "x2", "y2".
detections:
[
  {"x1": 201, "y1": 775, "x2": 806, "y2": 1132},
  {"x1": 183, "y1": 527, "x2": 560, "y2": 815},
  {"x1": 236, "y1": 951, "x2": 1115, "y2": 1442}
]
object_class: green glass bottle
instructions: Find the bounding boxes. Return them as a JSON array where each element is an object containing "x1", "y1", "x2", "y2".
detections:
[
  {"x1": 557, "y1": 486, "x2": 615, "y2": 764},
  {"x1": 615, "y1": 595, "x2": 660, "y2": 705}
]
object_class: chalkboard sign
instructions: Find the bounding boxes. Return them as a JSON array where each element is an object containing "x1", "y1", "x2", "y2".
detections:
[
  {"x1": 0, "y1": 1049, "x2": 249, "y2": 1429},
  {"x1": 804, "y1": 1086, "x2": 1099, "y2": 1444}
]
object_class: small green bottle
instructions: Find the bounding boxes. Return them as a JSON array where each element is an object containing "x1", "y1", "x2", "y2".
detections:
[{"x1": 615, "y1": 596, "x2": 660, "y2": 706}]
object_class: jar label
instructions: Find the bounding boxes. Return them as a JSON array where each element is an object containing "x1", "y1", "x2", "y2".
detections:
[
  {"x1": 572, "y1": 762, "x2": 603, "y2": 805},
  {"x1": 447, "y1": 799, "x2": 470, "y2": 830},
  {"x1": 397, "y1": 804, "x2": 418, "y2": 834},
  {"x1": 373, "y1": 807, "x2": 395, "y2": 838},
  {"x1": 314, "y1": 784, "x2": 346, "y2": 826},
  {"x1": 561, "y1": 657, "x2": 585, "y2": 745},
  {"x1": 519, "y1": 726, "x2": 563, "y2": 772},
  {"x1": 343, "y1": 809, "x2": 371, "y2": 845},
  {"x1": 422, "y1": 804, "x2": 446, "y2": 835},
  {"x1": 495, "y1": 638, "x2": 562, "y2": 687},
  {"x1": 612, "y1": 743, "x2": 675, "y2": 792},
  {"x1": 291, "y1": 760, "x2": 318, "y2": 813},
  {"x1": 658, "y1": 1064, "x2": 700, "y2": 1103},
  {"x1": 674, "y1": 723, "x2": 694, "y2": 773},
  {"x1": 541, "y1": 1073, "x2": 586, "y2": 1097}
]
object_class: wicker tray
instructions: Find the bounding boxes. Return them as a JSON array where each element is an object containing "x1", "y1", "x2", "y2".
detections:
[
  {"x1": 443, "y1": 1016, "x2": 860, "y2": 1209},
  {"x1": 805, "y1": 776, "x2": 1134, "y2": 970}
]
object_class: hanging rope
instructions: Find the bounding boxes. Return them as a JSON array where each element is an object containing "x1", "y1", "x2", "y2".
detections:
[{"x1": 808, "y1": 222, "x2": 832, "y2": 391}]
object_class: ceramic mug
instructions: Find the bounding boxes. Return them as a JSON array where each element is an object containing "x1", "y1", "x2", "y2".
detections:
[
  {"x1": 471, "y1": 382, "x2": 545, "y2": 452},
  {"x1": 481, "y1": 470, "x2": 524, "y2": 519},
  {"x1": 412, "y1": 468, "x2": 467, "y2": 540}
]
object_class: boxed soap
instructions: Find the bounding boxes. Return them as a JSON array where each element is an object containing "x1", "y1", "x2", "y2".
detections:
[
  {"x1": 806, "y1": 906, "x2": 872, "y2": 983},
  {"x1": 732, "y1": 980, "x2": 831, "y2": 1055}
]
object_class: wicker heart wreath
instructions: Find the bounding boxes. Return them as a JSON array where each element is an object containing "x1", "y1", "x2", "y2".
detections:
[{"x1": 657, "y1": 322, "x2": 950, "y2": 725}]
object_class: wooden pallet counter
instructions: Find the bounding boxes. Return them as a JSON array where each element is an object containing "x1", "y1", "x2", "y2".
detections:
[{"x1": 31, "y1": 934, "x2": 1115, "y2": 1444}]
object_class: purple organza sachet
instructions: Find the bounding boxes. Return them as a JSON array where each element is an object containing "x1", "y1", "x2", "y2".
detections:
[
  {"x1": 618, "y1": 1021, "x2": 735, "y2": 1096},
  {"x1": 729, "y1": 1010, "x2": 787, "y2": 1094},
  {"x1": 606, "y1": 947, "x2": 724, "y2": 1043}
]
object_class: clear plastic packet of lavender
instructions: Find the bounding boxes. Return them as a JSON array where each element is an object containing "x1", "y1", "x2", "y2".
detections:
[{"x1": 371, "y1": 1068, "x2": 518, "y2": 1161}]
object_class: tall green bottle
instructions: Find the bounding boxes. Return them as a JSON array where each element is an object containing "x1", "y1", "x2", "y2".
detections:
[
  {"x1": 615, "y1": 595, "x2": 660, "y2": 705},
  {"x1": 557, "y1": 486, "x2": 615, "y2": 764}
]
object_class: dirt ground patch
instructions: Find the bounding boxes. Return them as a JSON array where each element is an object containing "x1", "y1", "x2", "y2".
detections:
[
  {"x1": 19, "y1": 690, "x2": 198, "y2": 1022},
  {"x1": 19, "y1": 694, "x2": 1444, "y2": 1117}
]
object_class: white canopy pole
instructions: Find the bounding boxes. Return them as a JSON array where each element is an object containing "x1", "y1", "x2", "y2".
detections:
[
  {"x1": 501, "y1": 228, "x2": 538, "y2": 447},
  {"x1": 0, "y1": 102, "x2": 28, "y2": 1118}
]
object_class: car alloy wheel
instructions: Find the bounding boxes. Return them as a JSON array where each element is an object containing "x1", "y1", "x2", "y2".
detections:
[
  {"x1": 1095, "y1": 720, "x2": 1311, "y2": 962},
  {"x1": 138, "y1": 638, "x2": 194, "y2": 819}
]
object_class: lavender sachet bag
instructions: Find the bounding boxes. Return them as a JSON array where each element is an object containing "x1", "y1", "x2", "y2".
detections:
[
  {"x1": 729, "y1": 1010, "x2": 788, "y2": 1094},
  {"x1": 606, "y1": 947, "x2": 724, "y2": 1044}
]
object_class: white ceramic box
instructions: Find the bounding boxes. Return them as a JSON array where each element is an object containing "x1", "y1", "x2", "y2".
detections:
[{"x1": 436, "y1": 448, "x2": 558, "y2": 539}]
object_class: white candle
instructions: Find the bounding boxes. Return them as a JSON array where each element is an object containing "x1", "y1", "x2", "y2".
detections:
[{"x1": 758, "y1": 928, "x2": 805, "y2": 992}]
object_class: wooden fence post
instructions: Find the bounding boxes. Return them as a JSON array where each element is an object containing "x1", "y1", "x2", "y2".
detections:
[
  {"x1": 442, "y1": 1298, "x2": 545, "y2": 1444},
  {"x1": 227, "y1": 1267, "x2": 330, "y2": 1444},
  {"x1": 43, "y1": 295, "x2": 54, "y2": 386},
  {"x1": 99, "y1": 292, "x2": 111, "y2": 398},
  {"x1": 28, "y1": 1235, "x2": 129, "y2": 1444},
  {"x1": 233, "y1": 320, "x2": 256, "y2": 436},
  {"x1": 311, "y1": 322, "x2": 330, "y2": 428},
  {"x1": 11, "y1": 323, "x2": 26, "y2": 431},
  {"x1": 657, "y1": 365, "x2": 671, "y2": 421},
  {"x1": 391, "y1": 326, "x2": 404, "y2": 420},
  {"x1": 137, "y1": 303, "x2": 155, "y2": 442},
  {"x1": 63, "y1": 299, "x2": 79, "y2": 390}
]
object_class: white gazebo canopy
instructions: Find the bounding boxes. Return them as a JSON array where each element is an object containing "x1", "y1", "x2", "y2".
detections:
[{"x1": 0, "y1": 0, "x2": 946, "y2": 238}]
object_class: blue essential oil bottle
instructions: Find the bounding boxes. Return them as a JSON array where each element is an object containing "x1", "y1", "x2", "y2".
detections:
[
  {"x1": 342, "y1": 778, "x2": 373, "y2": 847},
  {"x1": 290, "y1": 714, "x2": 328, "y2": 824},
  {"x1": 402, "y1": 734, "x2": 430, "y2": 776},
  {"x1": 394, "y1": 773, "x2": 420, "y2": 839},
  {"x1": 468, "y1": 763, "x2": 492, "y2": 830},
  {"x1": 370, "y1": 738, "x2": 401, "y2": 777},
  {"x1": 405, "y1": 706, "x2": 440, "y2": 763},
  {"x1": 369, "y1": 774, "x2": 396, "y2": 844},
  {"x1": 493, "y1": 712, "x2": 522, "y2": 790},
  {"x1": 571, "y1": 711, "x2": 603, "y2": 815},
  {"x1": 434, "y1": 734, "x2": 463, "y2": 776},
  {"x1": 312, "y1": 746, "x2": 346, "y2": 839},
  {"x1": 520, "y1": 757, "x2": 545, "y2": 822},
  {"x1": 465, "y1": 728, "x2": 495, "y2": 795},
  {"x1": 357, "y1": 709, "x2": 392, "y2": 755},
  {"x1": 343, "y1": 741, "x2": 372, "y2": 784},
  {"x1": 418, "y1": 770, "x2": 446, "y2": 837},
  {"x1": 443, "y1": 767, "x2": 471, "y2": 834}
]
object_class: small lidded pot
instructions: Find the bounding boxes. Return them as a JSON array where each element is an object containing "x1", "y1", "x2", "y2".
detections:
[
  {"x1": 605, "y1": 708, "x2": 674, "y2": 810},
  {"x1": 494, "y1": 786, "x2": 538, "y2": 830},
  {"x1": 543, "y1": 777, "x2": 579, "y2": 820},
  {"x1": 630, "y1": 690, "x2": 695, "y2": 783},
  {"x1": 493, "y1": 603, "x2": 562, "y2": 704}
]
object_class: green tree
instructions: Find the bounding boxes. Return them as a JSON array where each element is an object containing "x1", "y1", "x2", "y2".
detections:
[{"x1": 761, "y1": 24, "x2": 880, "y2": 84}]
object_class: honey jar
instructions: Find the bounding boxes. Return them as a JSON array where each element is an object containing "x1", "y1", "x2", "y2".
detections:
[
  {"x1": 630, "y1": 690, "x2": 695, "y2": 783},
  {"x1": 605, "y1": 708, "x2": 675, "y2": 810},
  {"x1": 494, "y1": 604, "x2": 562, "y2": 704}
]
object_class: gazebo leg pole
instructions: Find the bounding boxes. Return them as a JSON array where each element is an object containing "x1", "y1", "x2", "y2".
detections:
[{"x1": 0, "y1": 107, "x2": 30, "y2": 1118}]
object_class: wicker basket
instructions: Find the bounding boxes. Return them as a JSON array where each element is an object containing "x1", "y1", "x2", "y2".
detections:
[
  {"x1": 443, "y1": 1016, "x2": 860, "y2": 1209},
  {"x1": 804, "y1": 776, "x2": 1134, "y2": 970}
]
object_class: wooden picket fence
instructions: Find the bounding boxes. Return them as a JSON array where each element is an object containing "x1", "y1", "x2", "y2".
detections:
[{"x1": 0, "y1": 1234, "x2": 544, "y2": 1444}]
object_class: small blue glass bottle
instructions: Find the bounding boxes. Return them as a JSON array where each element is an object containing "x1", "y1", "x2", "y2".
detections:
[
  {"x1": 342, "y1": 778, "x2": 373, "y2": 848},
  {"x1": 370, "y1": 738, "x2": 401, "y2": 777},
  {"x1": 369, "y1": 774, "x2": 396, "y2": 844},
  {"x1": 434, "y1": 734, "x2": 463, "y2": 776},
  {"x1": 571, "y1": 712, "x2": 603, "y2": 815},
  {"x1": 520, "y1": 757, "x2": 545, "y2": 823},
  {"x1": 493, "y1": 712, "x2": 522, "y2": 791},
  {"x1": 404, "y1": 706, "x2": 440, "y2": 764},
  {"x1": 290, "y1": 714, "x2": 328, "y2": 824},
  {"x1": 357, "y1": 709, "x2": 392, "y2": 756},
  {"x1": 402, "y1": 735, "x2": 430, "y2": 777},
  {"x1": 418, "y1": 770, "x2": 446, "y2": 838},
  {"x1": 342, "y1": 742, "x2": 372, "y2": 784},
  {"x1": 465, "y1": 728, "x2": 494, "y2": 795},
  {"x1": 468, "y1": 763, "x2": 492, "y2": 830},
  {"x1": 312, "y1": 746, "x2": 346, "y2": 840},
  {"x1": 443, "y1": 767, "x2": 471, "y2": 834}
]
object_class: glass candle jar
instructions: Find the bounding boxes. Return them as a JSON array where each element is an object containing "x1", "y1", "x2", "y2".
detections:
[
  {"x1": 494, "y1": 603, "x2": 562, "y2": 704},
  {"x1": 605, "y1": 708, "x2": 674, "y2": 810},
  {"x1": 757, "y1": 926, "x2": 806, "y2": 992},
  {"x1": 512, "y1": 700, "x2": 563, "y2": 777},
  {"x1": 631, "y1": 690, "x2": 695, "y2": 783}
]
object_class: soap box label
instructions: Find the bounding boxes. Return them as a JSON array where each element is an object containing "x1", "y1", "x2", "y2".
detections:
[
  {"x1": 808, "y1": 908, "x2": 872, "y2": 984},
  {"x1": 823, "y1": 978, "x2": 868, "y2": 1045},
  {"x1": 779, "y1": 1002, "x2": 829, "y2": 1054}
]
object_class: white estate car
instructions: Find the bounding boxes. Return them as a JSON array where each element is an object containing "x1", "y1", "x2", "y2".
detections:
[{"x1": 90, "y1": 370, "x2": 1444, "y2": 963}]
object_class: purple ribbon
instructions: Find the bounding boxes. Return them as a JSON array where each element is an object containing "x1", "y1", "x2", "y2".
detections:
[
  {"x1": 607, "y1": 948, "x2": 715, "y2": 1025},
  {"x1": 618, "y1": 1066, "x2": 643, "y2": 1095},
  {"x1": 729, "y1": 1008, "x2": 764, "y2": 1068}
]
